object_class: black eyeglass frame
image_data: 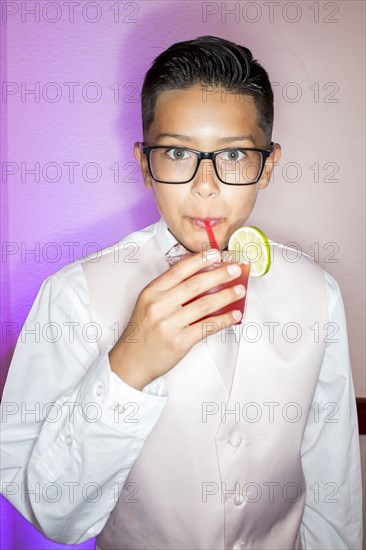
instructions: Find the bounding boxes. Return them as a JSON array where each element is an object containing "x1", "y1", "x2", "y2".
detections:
[{"x1": 140, "y1": 142, "x2": 274, "y2": 185}]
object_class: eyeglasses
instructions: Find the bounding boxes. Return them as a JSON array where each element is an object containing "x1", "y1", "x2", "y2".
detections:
[{"x1": 140, "y1": 142, "x2": 273, "y2": 185}]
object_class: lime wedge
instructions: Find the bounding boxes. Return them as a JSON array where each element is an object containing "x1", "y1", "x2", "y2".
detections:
[{"x1": 228, "y1": 226, "x2": 271, "y2": 277}]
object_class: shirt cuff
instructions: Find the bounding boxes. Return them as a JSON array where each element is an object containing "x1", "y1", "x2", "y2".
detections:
[{"x1": 79, "y1": 345, "x2": 168, "y2": 440}]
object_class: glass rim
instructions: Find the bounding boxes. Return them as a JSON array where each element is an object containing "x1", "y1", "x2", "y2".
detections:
[{"x1": 165, "y1": 248, "x2": 250, "y2": 265}]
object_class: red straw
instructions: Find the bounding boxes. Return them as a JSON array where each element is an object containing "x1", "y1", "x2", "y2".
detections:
[{"x1": 204, "y1": 220, "x2": 219, "y2": 250}]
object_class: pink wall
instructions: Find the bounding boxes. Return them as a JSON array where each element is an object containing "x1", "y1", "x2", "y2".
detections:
[{"x1": 1, "y1": 1, "x2": 365, "y2": 548}]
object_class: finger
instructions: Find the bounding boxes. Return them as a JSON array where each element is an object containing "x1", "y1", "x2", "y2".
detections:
[
  {"x1": 184, "y1": 309, "x2": 242, "y2": 345},
  {"x1": 176, "y1": 282, "x2": 246, "y2": 327},
  {"x1": 154, "y1": 248, "x2": 222, "y2": 291},
  {"x1": 154, "y1": 262, "x2": 244, "y2": 320},
  {"x1": 171, "y1": 262, "x2": 243, "y2": 305}
]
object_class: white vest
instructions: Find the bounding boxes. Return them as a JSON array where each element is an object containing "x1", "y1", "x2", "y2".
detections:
[{"x1": 82, "y1": 232, "x2": 328, "y2": 550}]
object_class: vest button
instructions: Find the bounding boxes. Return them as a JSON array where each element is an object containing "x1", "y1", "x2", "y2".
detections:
[
  {"x1": 234, "y1": 494, "x2": 246, "y2": 506},
  {"x1": 233, "y1": 542, "x2": 246, "y2": 549},
  {"x1": 115, "y1": 403, "x2": 125, "y2": 414},
  {"x1": 95, "y1": 383, "x2": 103, "y2": 397},
  {"x1": 229, "y1": 433, "x2": 242, "y2": 447}
]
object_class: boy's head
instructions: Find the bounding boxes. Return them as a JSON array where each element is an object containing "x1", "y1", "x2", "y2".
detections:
[{"x1": 134, "y1": 36, "x2": 281, "y2": 253}]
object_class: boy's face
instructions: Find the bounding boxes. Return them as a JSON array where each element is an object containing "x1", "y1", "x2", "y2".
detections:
[{"x1": 134, "y1": 85, "x2": 281, "y2": 252}]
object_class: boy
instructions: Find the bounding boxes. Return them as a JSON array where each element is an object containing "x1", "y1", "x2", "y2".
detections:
[{"x1": 0, "y1": 36, "x2": 362, "y2": 549}]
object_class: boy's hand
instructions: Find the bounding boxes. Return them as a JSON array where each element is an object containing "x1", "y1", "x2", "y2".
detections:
[{"x1": 108, "y1": 249, "x2": 245, "y2": 390}]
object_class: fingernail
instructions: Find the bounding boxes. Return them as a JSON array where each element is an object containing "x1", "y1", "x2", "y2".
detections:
[
  {"x1": 204, "y1": 249, "x2": 220, "y2": 262},
  {"x1": 232, "y1": 310, "x2": 242, "y2": 321},
  {"x1": 234, "y1": 284, "x2": 245, "y2": 296},
  {"x1": 227, "y1": 264, "x2": 241, "y2": 276}
]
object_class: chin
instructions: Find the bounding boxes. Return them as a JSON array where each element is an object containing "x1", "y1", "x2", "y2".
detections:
[
  {"x1": 173, "y1": 235, "x2": 201, "y2": 253},
  {"x1": 181, "y1": 239, "x2": 202, "y2": 254}
]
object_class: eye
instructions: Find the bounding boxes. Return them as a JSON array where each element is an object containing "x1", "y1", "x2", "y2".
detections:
[
  {"x1": 166, "y1": 148, "x2": 191, "y2": 160},
  {"x1": 221, "y1": 149, "x2": 246, "y2": 162}
]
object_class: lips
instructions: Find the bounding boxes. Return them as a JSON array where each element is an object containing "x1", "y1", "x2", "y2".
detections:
[{"x1": 188, "y1": 217, "x2": 223, "y2": 229}]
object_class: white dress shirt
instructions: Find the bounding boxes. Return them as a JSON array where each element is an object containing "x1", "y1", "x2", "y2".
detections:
[{"x1": 0, "y1": 218, "x2": 362, "y2": 548}]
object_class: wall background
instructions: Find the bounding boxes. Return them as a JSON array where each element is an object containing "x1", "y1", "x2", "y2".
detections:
[{"x1": 1, "y1": 1, "x2": 364, "y2": 548}]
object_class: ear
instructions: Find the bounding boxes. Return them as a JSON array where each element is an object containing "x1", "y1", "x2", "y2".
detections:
[
  {"x1": 134, "y1": 142, "x2": 153, "y2": 189},
  {"x1": 257, "y1": 142, "x2": 282, "y2": 190}
]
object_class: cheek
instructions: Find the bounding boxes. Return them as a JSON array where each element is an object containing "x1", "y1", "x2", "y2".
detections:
[
  {"x1": 226, "y1": 188, "x2": 258, "y2": 216},
  {"x1": 152, "y1": 186, "x2": 183, "y2": 215}
]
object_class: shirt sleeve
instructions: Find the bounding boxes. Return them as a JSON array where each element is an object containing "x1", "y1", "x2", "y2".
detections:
[
  {"x1": 0, "y1": 266, "x2": 168, "y2": 544},
  {"x1": 299, "y1": 271, "x2": 363, "y2": 549}
]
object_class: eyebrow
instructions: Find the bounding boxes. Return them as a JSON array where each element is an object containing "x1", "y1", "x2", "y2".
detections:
[{"x1": 155, "y1": 133, "x2": 256, "y2": 144}]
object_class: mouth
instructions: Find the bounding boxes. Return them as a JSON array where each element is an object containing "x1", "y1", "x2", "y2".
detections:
[{"x1": 187, "y1": 217, "x2": 224, "y2": 229}]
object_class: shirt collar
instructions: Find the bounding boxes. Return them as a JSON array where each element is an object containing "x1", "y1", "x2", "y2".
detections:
[{"x1": 154, "y1": 217, "x2": 181, "y2": 255}]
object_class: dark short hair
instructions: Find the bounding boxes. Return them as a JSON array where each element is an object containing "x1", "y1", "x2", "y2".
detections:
[{"x1": 141, "y1": 35, "x2": 274, "y2": 145}]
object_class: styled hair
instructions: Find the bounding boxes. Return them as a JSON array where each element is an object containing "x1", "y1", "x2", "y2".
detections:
[{"x1": 141, "y1": 35, "x2": 274, "y2": 145}]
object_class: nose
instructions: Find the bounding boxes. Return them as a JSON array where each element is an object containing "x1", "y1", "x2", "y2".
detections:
[{"x1": 190, "y1": 159, "x2": 220, "y2": 199}]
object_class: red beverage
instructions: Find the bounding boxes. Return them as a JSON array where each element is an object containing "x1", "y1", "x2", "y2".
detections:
[
  {"x1": 188, "y1": 260, "x2": 250, "y2": 323},
  {"x1": 166, "y1": 248, "x2": 250, "y2": 324}
]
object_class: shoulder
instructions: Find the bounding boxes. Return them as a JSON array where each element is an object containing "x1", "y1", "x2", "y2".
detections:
[
  {"x1": 42, "y1": 222, "x2": 158, "y2": 298},
  {"x1": 269, "y1": 239, "x2": 337, "y2": 279},
  {"x1": 269, "y1": 239, "x2": 321, "y2": 270},
  {"x1": 269, "y1": 239, "x2": 341, "y2": 313}
]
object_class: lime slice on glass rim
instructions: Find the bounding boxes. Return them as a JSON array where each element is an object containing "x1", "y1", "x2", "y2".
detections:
[{"x1": 228, "y1": 226, "x2": 271, "y2": 278}]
